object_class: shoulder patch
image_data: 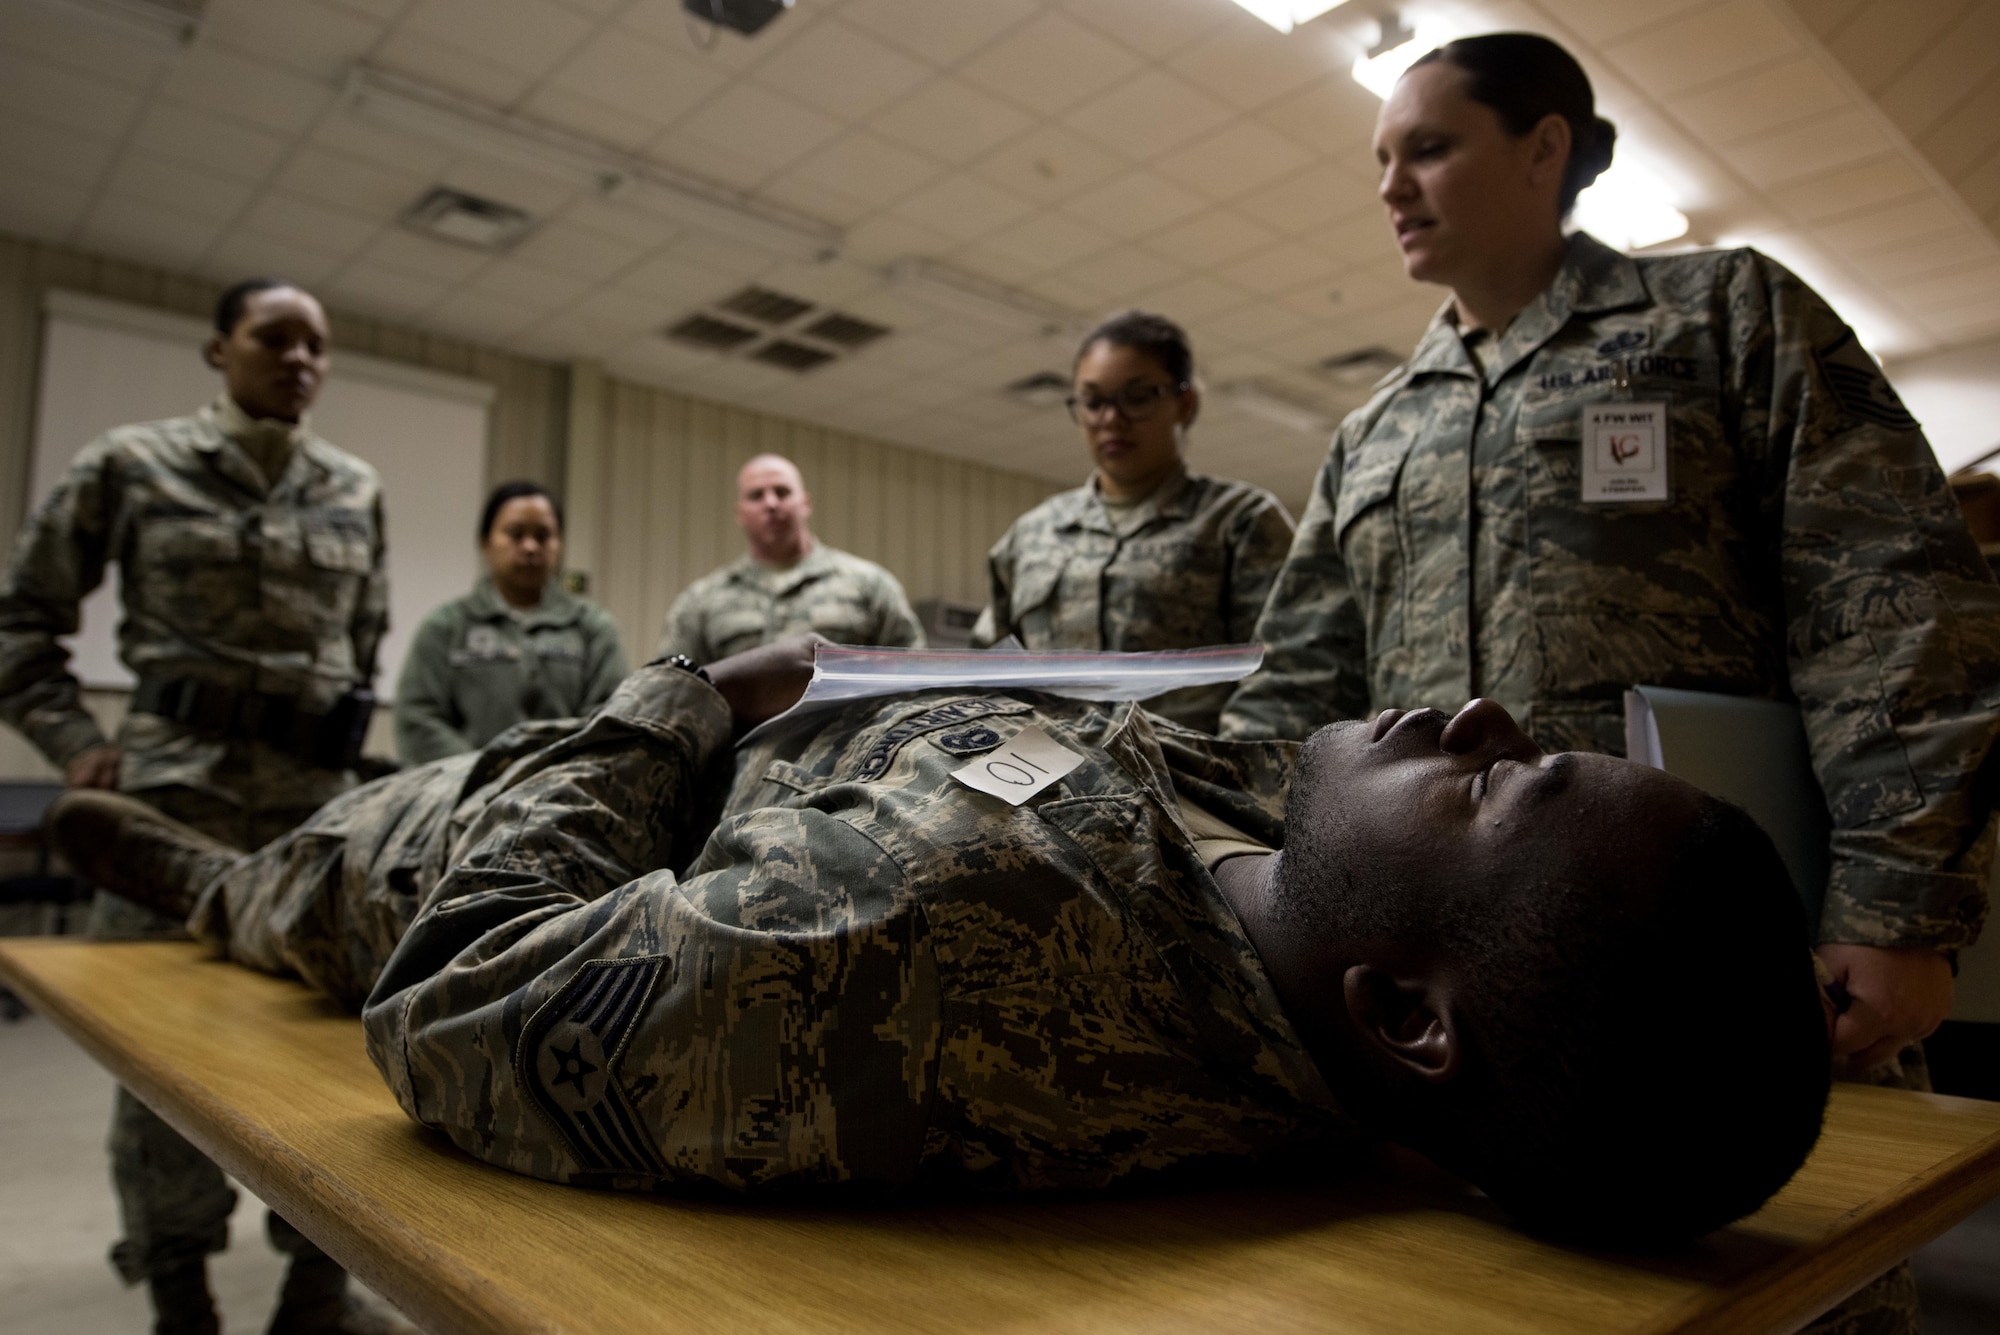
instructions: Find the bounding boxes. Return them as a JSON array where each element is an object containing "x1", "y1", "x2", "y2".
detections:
[
  {"x1": 1816, "y1": 327, "x2": 1920, "y2": 432},
  {"x1": 851, "y1": 698, "x2": 1032, "y2": 780},
  {"x1": 519, "y1": 957, "x2": 669, "y2": 1180}
]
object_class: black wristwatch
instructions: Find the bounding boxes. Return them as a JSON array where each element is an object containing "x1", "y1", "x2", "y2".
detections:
[{"x1": 664, "y1": 654, "x2": 712, "y2": 684}]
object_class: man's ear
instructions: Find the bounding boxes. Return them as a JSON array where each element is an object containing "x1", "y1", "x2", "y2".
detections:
[
  {"x1": 1342, "y1": 963, "x2": 1461, "y2": 1085},
  {"x1": 202, "y1": 334, "x2": 226, "y2": 371}
]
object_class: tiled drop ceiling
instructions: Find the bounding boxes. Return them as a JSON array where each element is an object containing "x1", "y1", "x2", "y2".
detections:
[{"x1": 2, "y1": 0, "x2": 1997, "y2": 513}]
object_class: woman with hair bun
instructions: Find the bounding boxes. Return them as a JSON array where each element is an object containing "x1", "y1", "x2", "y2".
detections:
[
  {"x1": 972, "y1": 310, "x2": 1296, "y2": 732},
  {"x1": 1223, "y1": 35, "x2": 2000, "y2": 1319}
]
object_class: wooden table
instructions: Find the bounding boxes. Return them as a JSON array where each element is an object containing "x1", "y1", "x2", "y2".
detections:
[{"x1": 4, "y1": 938, "x2": 1998, "y2": 1335}]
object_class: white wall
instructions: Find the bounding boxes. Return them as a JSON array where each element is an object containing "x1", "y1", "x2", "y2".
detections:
[
  {"x1": 1886, "y1": 335, "x2": 2000, "y2": 475},
  {"x1": 32, "y1": 291, "x2": 490, "y2": 694}
]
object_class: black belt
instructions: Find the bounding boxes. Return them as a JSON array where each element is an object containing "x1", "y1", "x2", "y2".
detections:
[{"x1": 131, "y1": 676, "x2": 376, "y2": 770}]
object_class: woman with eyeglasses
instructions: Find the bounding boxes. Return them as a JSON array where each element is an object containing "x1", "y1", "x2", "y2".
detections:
[{"x1": 971, "y1": 310, "x2": 1295, "y2": 732}]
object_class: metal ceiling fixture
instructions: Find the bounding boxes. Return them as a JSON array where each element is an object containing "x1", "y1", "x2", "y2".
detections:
[
  {"x1": 27, "y1": 0, "x2": 203, "y2": 49},
  {"x1": 401, "y1": 186, "x2": 535, "y2": 252}
]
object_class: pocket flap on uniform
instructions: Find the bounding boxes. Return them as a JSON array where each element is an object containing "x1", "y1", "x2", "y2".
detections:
[
  {"x1": 1008, "y1": 560, "x2": 1063, "y2": 617},
  {"x1": 1332, "y1": 439, "x2": 1410, "y2": 540},
  {"x1": 137, "y1": 514, "x2": 241, "y2": 565}
]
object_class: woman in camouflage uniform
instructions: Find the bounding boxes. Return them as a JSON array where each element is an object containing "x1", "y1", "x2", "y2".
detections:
[
  {"x1": 1219, "y1": 35, "x2": 2000, "y2": 1335},
  {"x1": 972, "y1": 312, "x2": 1295, "y2": 733},
  {"x1": 394, "y1": 481, "x2": 627, "y2": 765}
]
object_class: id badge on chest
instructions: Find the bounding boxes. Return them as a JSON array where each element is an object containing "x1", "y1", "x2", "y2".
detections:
[{"x1": 1579, "y1": 399, "x2": 1671, "y2": 504}]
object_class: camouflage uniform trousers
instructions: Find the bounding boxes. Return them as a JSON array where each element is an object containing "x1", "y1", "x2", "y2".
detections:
[{"x1": 92, "y1": 782, "x2": 334, "y2": 1286}]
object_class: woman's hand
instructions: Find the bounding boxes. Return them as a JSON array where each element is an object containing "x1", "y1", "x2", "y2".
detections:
[
  {"x1": 1815, "y1": 943, "x2": 1955, "y2": 1074},
  {"x1": 702, "y1": 634, "x2": 827, "y2": 730}
]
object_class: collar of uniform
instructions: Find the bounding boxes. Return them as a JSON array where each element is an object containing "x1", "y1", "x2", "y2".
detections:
[
  {"x1": 197, "y1": 396, "x2": 328, "y2": 494},
  {"x1": 467, "y1": 574, "x2": 580, "y2": 628},
  {"x1": 202, "y1": 395, "x2": 312, "y2": 451},
  {"x1": 729, "y1": 540, "x2": 834, "y2": 596},
  {"x1": 1404, "y1": 307, "x2": 1480, "y2": 380},
  {"x1": 1476, "y1": 231, "x2": 1646, "y2": 384},
  {"x1": 1073, "y1": 460, "x2": 1195, "y2": 535}
]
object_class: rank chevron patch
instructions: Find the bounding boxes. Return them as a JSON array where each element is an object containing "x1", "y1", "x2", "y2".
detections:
[{"x1": 519, "y1": 956, "x2": 669, "y2": 1179}]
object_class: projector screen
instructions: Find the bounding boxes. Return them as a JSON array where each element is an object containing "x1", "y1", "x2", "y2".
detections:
[{"x1": 30, "y1": 289, "x2": 491, "y2": 697}]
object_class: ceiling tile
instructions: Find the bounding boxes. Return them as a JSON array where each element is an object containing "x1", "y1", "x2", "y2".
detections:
[
  {"x1": 980, "y1": 211, "x2": 1115, "y2": 271},
  {"x1": 466, "y1": 257, "x2": 593, "y2": 309},
  {"x1": 323, "y1": 264, "x2": 454, "y2": 321},
  {"x1": 131, "y1": 101, "x2": 293, "y2": 184},
  {"x1": 1164, "y1": 9, "x2": 1345, "y2": 113},
  {"x1": 1134, "y1": 272, "x2": 1253, "y2": 323},
  {"x1": 557, "y1": 195, "x2": 680, "y2": 248},
  {"x1": 1064, "y1": 70, "x2": 1235, "y2": 163},
  {"x1": 958, "y1": 11, "x2": 1144, "y2": 117},
  {"x1": 0, "y1": 115, "x2": 120, "y2": 190},
  {"x1": 1720, "y1": 109, "x2": 1892, "y2": 186},
  {"x1": 1601, "y1": 0, "x2": 1799, "y2": 101},
  {"x1": 80, "y1": 200, "x2": 225, "y2": 271},
  {"x1": 751, "y1": 17, "x2": 934, "y2": 120},
  {"x1": 1767, "y1": 156, "x2": 1929, "y2": 224},
  {"x1": 890, "y1": 173, "x2": 1036, "y2": 243},
  {"x1": 1895, "y1": 259, "x2": 2000, "y2": 312},
  {"x1": 835, "y1": 0, "x2": 1039, "y2": 68},
  {"x1": 1529, "y1": 0, "x2": 1715, "y2": 46},
  {"x1": 1061, "y1": 169, "x2": 1210, "y2": 240},
  {"x1": 438, "y1": 157, "x2": 591, "y2": 217},
  {"x1": 1820, "y1": 0, "x2": 1968, "y2": 95},
  {"x1": 1154, "y1": 118, "x2": 1317, "y2": 205},
  {"x1": 311, "y1": 0, "x2": 407, "y2": 21},
  {"x1": 372, "y1": 29, "x2": 534, "y2": 105},
  {"x1": 0, "y1": 0, "x2": 178, "y2": 90},
  {"x1": 545, "y1": 28, "x2": 730, "y2": 129},
  {"x1": 1061, "y1": 0, "x2": 1234, "y2": 61},
  {"x1": 399, "y1": 0, "x2": 596, "y2": 79},
  {"x1": 1874, "y1": 4, "x2": 2000, "y2": 141},
  {"x1": 1045, "y1": 245, "x2": 1183, "y2": 310},
  {"x1": 201, "y1": 228, "x2": 348, "y2": 287},
  {"x1": 424, "y1": 287, "x2": 547, "y2": 343},
  {"x1": 870, "y1": 79, "x2": 1035, "y2": 164},
  {"x1": 274, "y1": 143, "x2": 429, "y2": 217},
  {"x1": 1816, "y1": 195, "x2": 1966, "y2": 254},
  {"x1": 840, "y1": 212, "x2": 957, "y2": 266},
  {"x1": 0, "y1": 49, "x2": 146, "y2": 141},
  {"x1": 202, "y1": 0, "x2": 386, "y2": 82},
  {"x1": 1912, "y1": 74, "x2": 2000, "y2": 180},
  {"x1": 518, "y1": 86, "x2": 660, "y2": 155},
  {"x1": 970, "y1": 124, "x2": 1130, "y2": 207},
  {"x1": 242, "y1": 191, "x2": 382, "y2": 258},
  {"x1": 756, "y1": 174, "x2": 881, "y2": 228},
  {"x1": 615, "y1": 252, "x2": 736, "y2": 308},
  {"x1": 668, "y1": 82, "x2": 848, "y2": 180},
  {"x1": 103, "y1": 154, "x2": 256, "y2": 224},
  {"x1": 1239, "y1": 167, "x2": 1376, "y2": 239},
  {"x1": 1196, "y1": 299, "x2": 1313, "y2": 349},
  {"x1": 355, "y1": 229, "x2": 496, "y2": 284},
  {"x1": 309, "y1": 112, "x2": 458, "y2": 180},
  {"x1": 1667, "y1": 55, "x2": 1849, "y2": 147},
  {"x1": 0, "y1": 167, "x2": 92, "y2": 241},
  {"x1": 780, "y1": 129, "x2": 944, "y2": 210},
  {"x1": 616, "y1": 0, "x2": 821, "y2": 73},
  {"x1": 1143, "y1": 208, "x2": 1279, "y2": 269},
  {"x1": 1219, "y1": 241, "x2": 1345, "y2": 297},
  {"x1": 1252, "y1": 72, "x2": 1380, "y2": 156},
  {"x1": 156, "y1": 43, "x2": 334, "y2": 136}
]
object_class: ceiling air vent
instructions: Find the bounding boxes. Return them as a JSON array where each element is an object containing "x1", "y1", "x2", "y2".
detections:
[
  {"x1": 666, "y1": 313, "x2": 761, "y2": 350},
  {"x1": 401, "y1": 186, "x2": 534, "y2": 251},
  {"x1": 718, "y1": 285, "x2": 815, "y2": 325},
  {"x1": 801, "y1": 312, "x2": 890, "y2": 348},
  {"x1": 1004, "y1": 371, "x2": 1070, "y2": 408},
  {"x1": 750, "y1": 340, "x2": 836, "y2": 373},
  {"x1": 1316, "y1": 345, "x2": 1402, "y2": 386}
]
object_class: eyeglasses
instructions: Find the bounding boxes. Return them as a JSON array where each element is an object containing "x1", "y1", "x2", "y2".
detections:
[{"x1": 1065, "y1": 380, "x2": 1188, "y2": 425}]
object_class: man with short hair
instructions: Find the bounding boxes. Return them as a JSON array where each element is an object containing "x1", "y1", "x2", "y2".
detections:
[
  {"x1": 59, "y1": 643, "x2": 1830, "y2": 1249},
  {"x1": 654, "y1": 453, "x2": 923, "y2": 662},
  {"x1": 0, "y1": 278, "x2": 403, "y2": 1334}
]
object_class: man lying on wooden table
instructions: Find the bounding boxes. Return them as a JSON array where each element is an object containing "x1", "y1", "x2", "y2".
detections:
[{"x1": 52, "y1": 637, "x2": 1829, "y2": 1250}]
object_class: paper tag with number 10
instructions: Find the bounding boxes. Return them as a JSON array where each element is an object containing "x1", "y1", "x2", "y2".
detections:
[
  {"x1": 1580, "y1": 401, "x2": 1670, "y2": 504},
  {"x1": 950, "y1": 724, "x2": 1084, "y2": 804}
]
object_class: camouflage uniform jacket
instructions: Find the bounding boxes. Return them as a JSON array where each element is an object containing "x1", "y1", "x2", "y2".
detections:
[
  {"x1": 394, "y1": 576, "x2": 628, "y2": 765},
  {"x1": 972, "y1": 463, "x2": 1295, "y2": 732},
  {"x1": 0, "y1": 396, "x2": 387, "y2": 806},
  {"x1": 654, "y1": 542, "x2": 925, "y2": 664},
  {"x1": 1220, "y1": 233, "x2": 2000, "y2": 951},
  {"x1": 361, "y1": 670, "x2": 1350, "y2": 1195}
]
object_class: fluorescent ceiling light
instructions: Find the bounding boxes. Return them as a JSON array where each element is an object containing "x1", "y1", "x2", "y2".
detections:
[
  {"x1": 884, "y1": 259, "x2": 1085, "y2": 337},
  {"x1": 1351, "y1": 14, "x2": 1454, "y2": 99},
  {"x1": 1571, "y1": 160, "x2": 1689, "y2": 252},
  {"x1": 342, "y1": 66, "x2": 842, "y2": 264},
  {"x1": 1226, "y1": 0, "x2": 1349, "y2": 34}
]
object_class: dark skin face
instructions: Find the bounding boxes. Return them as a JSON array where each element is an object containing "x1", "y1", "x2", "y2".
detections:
[
  {"x1": 203, "y1": 286, "x2": 331, "y2": 424},
  {"x1": 1217, "y1": 698, "x2": 1703, "y2": 1103},
  {"x1": 483, "y1": 495, "x2": 562, "y2": 611}
]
